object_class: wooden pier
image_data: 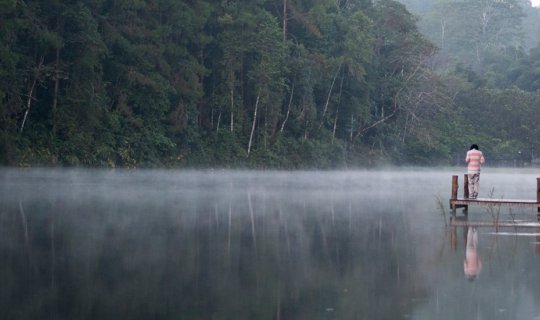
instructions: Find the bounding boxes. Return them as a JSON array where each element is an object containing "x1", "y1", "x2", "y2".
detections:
[{"x1": 449, "y1": 175, "x2": 540, "y2": 215}]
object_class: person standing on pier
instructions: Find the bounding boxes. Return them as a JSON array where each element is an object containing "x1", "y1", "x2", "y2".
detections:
[{"x1": 465, "y1": 144, "x2": 485, "y2": 199}]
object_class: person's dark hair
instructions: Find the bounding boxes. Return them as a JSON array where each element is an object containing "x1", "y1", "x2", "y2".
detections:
[{"x1": 470, "y1": 144, "x2": 479, "y2": 150}]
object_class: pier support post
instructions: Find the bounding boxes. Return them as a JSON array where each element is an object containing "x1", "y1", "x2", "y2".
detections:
[
  {"x1": 451, "y1": 175, "x2": 458, "y2": 200},
  {"x1": 463, "y1": 174, "x2": 469, "y2": 214},
  {"x1": 464, "y1": 174, "x2": 469, "y2": 199},
  {"x1": 451, "y1": 175, "x2": 458, "y2": 215}
]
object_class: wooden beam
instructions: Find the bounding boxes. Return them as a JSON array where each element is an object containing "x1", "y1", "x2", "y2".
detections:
[
  {"x1": 450, "y1": 220, "x2": 540, "y2": 228},
  {"x1": 451, "y1": 175, "x2": 458, "y2": 200},
  {"x1": 463, "y1": 174, "x2": 469, "y2": 199},
  {"x1": 463, "y1": 174, "x2": 469, "y2": 213},
  {"x1": 451, "y1": 175, "x2": 458, "y2": 214},
  {"x1": 452, "y1": 198, "x2": 540, "y2": 208}
]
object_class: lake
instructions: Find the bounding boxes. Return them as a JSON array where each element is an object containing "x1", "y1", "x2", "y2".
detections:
[{"x1": 1, "y1": 168, "x2": 540, "y2": 319}]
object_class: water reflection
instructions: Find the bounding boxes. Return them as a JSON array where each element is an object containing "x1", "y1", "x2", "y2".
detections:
[
  {"x1": 449, "y1": 218, "x2": 484, "y2": 280},
  {"x1": 1, "y1": 169, "x2": 420, "y2": 319},
  {"x1": 2, "y1": 168, "x2": 540, "y2": 319},
  {"x1": 463, "y1": 227, "x2": 482, "y2": 281}
]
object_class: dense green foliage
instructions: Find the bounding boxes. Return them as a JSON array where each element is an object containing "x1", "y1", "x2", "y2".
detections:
[{"x1": 1, "y1": 0, "x2": 539, "y2": 168}]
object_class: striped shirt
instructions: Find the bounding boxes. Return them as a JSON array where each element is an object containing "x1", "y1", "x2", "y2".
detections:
[{"x1": 466, "y1": 149, "x2": 485, "y2": 174}]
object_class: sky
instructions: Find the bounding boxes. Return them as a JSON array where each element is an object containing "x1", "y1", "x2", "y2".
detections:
[{"x1": 532, "y1": 0, "x2": 540, "y2": 7}]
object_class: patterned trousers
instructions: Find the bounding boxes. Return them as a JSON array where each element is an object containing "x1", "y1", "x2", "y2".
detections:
[{"x1": 468, "y1": 173, "x2": 480, "y2": 199}]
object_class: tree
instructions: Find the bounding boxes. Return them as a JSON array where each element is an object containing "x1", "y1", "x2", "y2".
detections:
[
  {"x1": 357, "y1": 0, "x2": 437, "y2": 144},
  {"x1": 421, "y1": 0, "x2": 525, "y2": 73}
]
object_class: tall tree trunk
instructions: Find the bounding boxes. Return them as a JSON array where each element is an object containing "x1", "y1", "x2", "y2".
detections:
[
  {"x1": 52, "y1": 14, "x2": 61, "y2": 137},
  {"x1": 280, "y1": 82, "x2": 294, "y2": 133},
  {"x1": 229, "y1": 67, "x2": 235, "y2": 132},
  {"x1": 229, "y1": 70, "x2": 235, "y2": 132},
  {"x1": 332, "y1": 109, "x2": 338, "y2": 144},
  {"x1": 264, "y1": 105, "x2": 268, "y2": 149},
  {"x1": 331, "y1": 74, "x2": 344, "y2": 144},
  {"x1": 283, "y1": 0, "x2": 287, "y2": 43},
  {"x1": 20, "y1": 57, "x2": 44, "y2": 134},
  {"x1": 349, "y1": 115, "x2": 354, "y2": 142},
  {"x1": 247, "y1": 93, "x2": 260, "y2": 156},
  {"x1": 319, "y1": 62, "x2": 342, "y2": 129},
  {"x1": 52, "y1": 46, "x2": 60, "y2": 136},
  {"x1": 20, "y1": 79, "x2": 37, "y2": 134}
]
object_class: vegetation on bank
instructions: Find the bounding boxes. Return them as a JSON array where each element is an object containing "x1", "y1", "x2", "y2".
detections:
[{"x1": 1, "y1": 0, "x2": 539, "y2": 168}]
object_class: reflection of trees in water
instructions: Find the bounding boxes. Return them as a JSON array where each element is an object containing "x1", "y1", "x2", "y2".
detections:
[{"x1": 1, "y1": 192, "x2": 423, "y2": 319}]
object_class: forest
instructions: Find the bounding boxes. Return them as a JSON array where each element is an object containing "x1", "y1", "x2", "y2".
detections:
[{"x1": 1, "y1": 0, "x2": 539, "y2": 168}]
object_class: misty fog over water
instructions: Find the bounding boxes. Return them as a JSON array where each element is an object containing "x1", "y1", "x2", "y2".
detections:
[{"x1": 1, "y1": 168, "x2": 540, "y2": 319}]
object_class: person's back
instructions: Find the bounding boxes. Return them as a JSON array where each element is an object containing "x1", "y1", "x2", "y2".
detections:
[
  {"x1": 465, "y1": 144, "x2": 485, "y2": 199},
  {"x1": 466, "y1": 148, "x2": 485, "y2": 174}
]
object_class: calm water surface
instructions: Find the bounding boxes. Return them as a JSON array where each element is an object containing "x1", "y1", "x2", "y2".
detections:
[{"x1": 1, "y1": 168, "x2": 540, "y2": 319}]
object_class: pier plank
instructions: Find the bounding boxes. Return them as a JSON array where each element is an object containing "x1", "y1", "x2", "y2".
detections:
[{"x1": 452, "y1": 198, "x2": 540, "y2": 208}]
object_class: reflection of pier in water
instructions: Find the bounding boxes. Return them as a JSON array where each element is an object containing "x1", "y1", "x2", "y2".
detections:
[
  {"x1": 450, "y1": 215, "x2": 540, "y2": 254},
  {"x1": 448, "y1": 174, "x2": 540, "y2": 254},
  {"x1": 449, "y1": 175, "x2": 540, "y2": 215}
]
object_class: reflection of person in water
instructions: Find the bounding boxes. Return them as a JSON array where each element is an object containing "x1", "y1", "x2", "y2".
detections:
[{"x1": 464, "y1": 227, "x2": 482, "y2": 281}]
